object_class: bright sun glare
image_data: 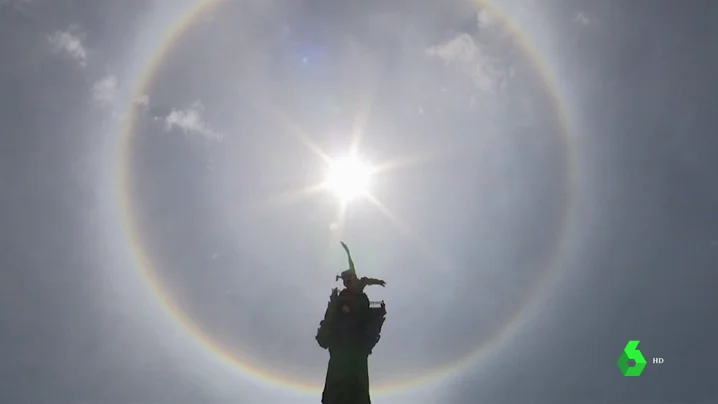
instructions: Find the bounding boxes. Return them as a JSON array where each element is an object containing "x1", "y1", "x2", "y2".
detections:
[{"x1": 324, "y1": 155, "x2": 373, "y2": 202}]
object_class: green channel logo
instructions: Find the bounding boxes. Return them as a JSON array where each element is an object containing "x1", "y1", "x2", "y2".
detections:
[{"x1": 617, "y1": 340, "x2": 647, "y2": 376}]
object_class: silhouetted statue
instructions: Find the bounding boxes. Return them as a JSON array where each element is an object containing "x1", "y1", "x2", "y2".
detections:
[{"x1": 316, "y1": 241, "x2": 387, "y2": 404}]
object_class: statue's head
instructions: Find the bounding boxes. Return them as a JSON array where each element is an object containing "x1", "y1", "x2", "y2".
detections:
[{"x1": 338, "y1": 269, "x2": 358, "y2": 289}]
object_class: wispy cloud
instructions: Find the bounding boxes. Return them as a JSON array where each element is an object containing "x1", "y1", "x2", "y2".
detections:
[
  {"x1": 165, "y1": 102, "x2": 222, "y2": 140},
  {"x1": 134, "y1": 94, "x2": 149, "y2": 107},
  {"x1": 91, "y1": 76, "x2": 152, "y2": 121},
  {"x1": 92, "y1": 74, "x2": 118, "y2": 106},
  {"x1": 477, "y1": 8, "x2": 494, "y2": 29},
  {"x1": 44, "y1": 23, "x2": 218, "y2": 141},
  {"x1": 573, "y1": 12, "x2": 590, "y2": 26},
  {"x1": 0, "y1": 0, "x2": 33, "y2": 10},
  {"x1": 425, "y1": 34, "x2": 505, "y2": 92},
  {"x1": 48, "y1": 26, "x2": 87, "y2": 67}
]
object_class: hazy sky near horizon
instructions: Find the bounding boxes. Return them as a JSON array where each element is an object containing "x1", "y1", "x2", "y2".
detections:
[{"x1": 1, "y1": 0, "x2": 716, "y2": 403}]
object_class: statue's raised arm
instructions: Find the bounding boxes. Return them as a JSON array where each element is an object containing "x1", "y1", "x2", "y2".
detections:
[
  {"x1": 335, "y1": 241, "x2": 386, "y2": 292},
  {"x1": 340, "y1": 241, "x2": 356, "y2": 276}
]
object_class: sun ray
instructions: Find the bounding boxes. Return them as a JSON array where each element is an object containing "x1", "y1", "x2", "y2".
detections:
[
  {"x1": 331, "y1": 199, "x2": 349, "y2": 238},
  {"x1": 349, "y1": 52, "x2": 380, "y2": 158},
  {"x1": 236, "y1": 181, "x2": 329, "y2": 223},
  {"x1": 240, "y1": 71, "x2": 454, "y2": 268},
  {"x1": 364, "y1": 193, "x2": 416, "y2": 241},
  {"x1": 349, "y1": 95, "x2": 374, "y2": 158},
  {"x1": 364, "y1": 193, "x2": 455, "y2": 272},
  {"x1": 349, "y1": 130, "x2": 361, "y2": 158},
  {"x1": 275, "y1": 111, "x2": 333, "y2": 164},
  {"x1": 262, "y1": 182, "x2": 327, "y2": 209},
  {"x1": 371, "y1": 144, "x2": 460, "y2": 176}
]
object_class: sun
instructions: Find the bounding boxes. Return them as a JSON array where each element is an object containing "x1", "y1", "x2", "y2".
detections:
[{"x1": 324, "y1": 155, "x2": 373, "y2": 202}]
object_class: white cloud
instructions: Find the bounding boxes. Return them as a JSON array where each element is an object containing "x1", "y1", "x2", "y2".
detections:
[
  {"x1": 92, "y1": 74, "x2": 118, "y2": 106},
  {"x1": 425, "y1": 34, "x2": 505, "y2": 92},
  {"x1": 573, "y1": 12, "x2": 590, "y2": 25},
  {"x1": 426, "y1": 34, "x2": 478, "y2": 65},
  {"x1": 165, "y1": 102, "x2": 222, "y2": 140},
  {"x1": 134, "y1": 94, "x2": 149, "y2": 107},
  {"x1": 48, "y1": 27, "x2": 87, "y2": 67},
  {"x1": 477, "y1": 8, "x2": 493, "y2": 28}
]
